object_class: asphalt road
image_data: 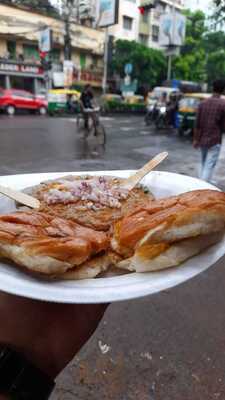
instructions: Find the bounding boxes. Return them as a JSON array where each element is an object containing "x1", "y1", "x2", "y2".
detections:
[{"x1": 1, "y1": 114, "x2": 225, "y2": 399}]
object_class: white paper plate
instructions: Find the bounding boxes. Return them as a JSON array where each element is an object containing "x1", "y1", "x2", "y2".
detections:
[{"x1": 0, "y1": 170, "x2": 224, "y2": 304}]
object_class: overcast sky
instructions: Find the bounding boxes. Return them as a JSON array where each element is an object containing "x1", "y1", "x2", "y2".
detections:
[
  {"x1": 184, "y1": 0, "x2": 212, "y2": 12},
  {"x1": 50, "y1": 0, "x2": 213, "y2": 14}
]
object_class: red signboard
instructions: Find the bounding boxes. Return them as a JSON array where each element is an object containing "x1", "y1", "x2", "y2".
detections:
[{"x1": 0, "y1": 62, "x2": 43, "y2": 75}]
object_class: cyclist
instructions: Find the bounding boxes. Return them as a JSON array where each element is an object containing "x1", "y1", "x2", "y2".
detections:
[{"x1": 80, "y1": 84, "x2": 96, "y2": 129}]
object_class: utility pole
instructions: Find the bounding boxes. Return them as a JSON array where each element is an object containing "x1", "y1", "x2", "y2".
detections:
[
  {"x1": 63, "y1": 0, "x2": 76, "y2": 60},
  {"x1": 64, "y1": 15, "x2": 72, "y2": 60},
  {"x1": 167, "y1": 0, "x2": 176, "y2": 80},
  {"x1": 63, "y1": 0, "x2": 88, "y2": 59},
  {"x1": 102, "y1": 28, "x2": 109, "y2": 94}
]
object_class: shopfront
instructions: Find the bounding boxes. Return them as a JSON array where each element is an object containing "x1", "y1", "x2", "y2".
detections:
[{"x1": 0, "y1": 61, "x2": 46, "y2": 95}]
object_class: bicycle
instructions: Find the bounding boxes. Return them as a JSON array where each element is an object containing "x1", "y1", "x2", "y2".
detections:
[{"x1": 77, "y1": 104, "x2": 106, "y2": 146}]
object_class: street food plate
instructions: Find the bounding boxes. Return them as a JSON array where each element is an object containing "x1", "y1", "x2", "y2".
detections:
[{"x1": 0, "y1": 170, "x2": 224, "y2": 304}]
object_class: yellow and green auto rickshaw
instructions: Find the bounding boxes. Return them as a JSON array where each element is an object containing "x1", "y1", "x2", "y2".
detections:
[
  {"x1": 48, "y1": 89, "x2": 80, "y2": 115},
  {"x1": 177, "y1": 93, "x2": 211, "y2": 137}
]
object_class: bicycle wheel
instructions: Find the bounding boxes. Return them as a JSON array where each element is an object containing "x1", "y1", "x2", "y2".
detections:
[
  {"x1": 92, "y1": 123, "x2": 106, "y2": 145},
  {"x1": 96, "y1": 124, "x2": 106, "y2": 145}
]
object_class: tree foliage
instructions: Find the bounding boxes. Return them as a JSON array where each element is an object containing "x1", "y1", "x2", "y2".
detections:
[
  {"x1": 203, "y1": 31, "x2": 225, "y2": 85},
  {"x1": 212, "y1": 0, "x2": 225, "y2": 23},
  {"x1": 173, "y1": 9, "x2": 225, "y2": 87},
  {"x1": 173, "y1": 10, "x2": 207, "y2": 82},
  {"x1": 112, "y1": 39, "x2": 167, "y2": 89},
  {"x1": 112, "y1": 10, "x2": 225, "y2": 90}
]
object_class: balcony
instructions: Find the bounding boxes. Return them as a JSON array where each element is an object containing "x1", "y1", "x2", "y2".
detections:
[
  {"x1": 139, "y1": 21, "x2": 150, "y2": 35},
  {"x1": 73, "y1": 68, "x2": 103, "y2": 87},
  {"x1": 0, "y1": 56, "x2": 42, "y2": 70}
]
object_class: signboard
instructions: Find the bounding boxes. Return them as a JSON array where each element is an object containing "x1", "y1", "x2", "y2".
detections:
[
  {"x1": 53, "y1": 72, "x2": 65, "y2": 88},
  {"x1": 39, "y1": 28, "x2": 52, "y2": 52},
  {"x1": 63, "y1": 61, "x2": 74, "y2": 87},
  {"x1": 164, "y1": 47, "x2": 180, "y2": 56},
  {"x1": 0, "y1": 62, "x2": 43, "y2": 75},
  {"x1": 159, "y1": 12, "x2": 186, "y2": 47},
  {"x1": 174, "y1": 14, "x2": 186, "y2": 46},
  {"x1": 97, "y1": 0, "x2": 119, "y2": 27},
  {"x1": 120, "y1": 79, "x2": 137, "y2": 96},
  {"x1": 124, "y1": 63, "x2": 133, "y2": 75}
]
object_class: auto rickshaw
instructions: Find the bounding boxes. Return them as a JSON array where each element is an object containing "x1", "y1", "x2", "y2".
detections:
[
  {"x1": 48, "y1": 89, "x2": 80, "y2": 116},
  {"x1": 177, "y1": 93, "x2": 211, "y2": 137}
]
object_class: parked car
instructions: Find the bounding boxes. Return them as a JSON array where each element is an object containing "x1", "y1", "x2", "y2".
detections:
[{"x1": 0, "y1": 89, "x2": 47, "y2": 115}]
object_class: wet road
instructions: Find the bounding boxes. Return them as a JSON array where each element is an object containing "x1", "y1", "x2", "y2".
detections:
[{"x1": 1, "y1": 115, "x2": 225, "y2": 399}]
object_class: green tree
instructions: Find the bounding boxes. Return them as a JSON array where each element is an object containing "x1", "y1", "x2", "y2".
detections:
[
  {"x1": 212, "y1": 0, "x2": 225, "y2": 23},
  {"x1": 112, "y1": 39, "x2": 167, "y2": 89},
  {"x1": 173, "y1": 10, "x2": 207, "y2": 82},
  {"x1": 203, "y1": 31, "x2": 225, "y2": 85}
]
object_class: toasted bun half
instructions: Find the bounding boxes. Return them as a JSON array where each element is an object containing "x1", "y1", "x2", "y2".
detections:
[
  {"x1": 112, "y1": 190, "x2": 225, "y2": 257},
  {"x1": 117, "y1": 232, "x2": 223, "y2": 273},
  {"x1": 0, "y1": 211, "x2": 108, "y2": 275}
]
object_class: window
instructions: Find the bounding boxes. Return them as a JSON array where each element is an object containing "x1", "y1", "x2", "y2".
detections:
[
  {"x1": 123, "y1": 16, "x2": 133, "y2": 30},
  {"x1": 152, "y1": 25, "x2": 159, "y2": 42},
  {"x1": 51, "y1": 49, "x2": 61, "y2": 63},
  {"x1": 23, "y1": 44, "x2": 39, "y2": 61},
  {"x1": 7, "y1": 41, "x2": 16, "y2": 60},
  {"x1": 92, "y1": 56, "x2": 98, "y2": 67},
  {"x1": 12, "y1": 90, "x2": 33, "y2": 98},
  {"x1": 80, "y1": 53, "x2": 86, "y2": 69},
  {"x1": 139, "y1": 34, "x2": 149, "y2": 46}
]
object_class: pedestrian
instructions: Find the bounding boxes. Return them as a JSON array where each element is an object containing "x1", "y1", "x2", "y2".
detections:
[{"x1": 193, "y1": 79, "x2": 225, "y2": 183}]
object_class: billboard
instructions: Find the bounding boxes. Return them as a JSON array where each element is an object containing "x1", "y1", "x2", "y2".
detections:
[
  {"x1": 63, "y1": 61, "x2": 74, "y2": 87},
  {"x1": 159, "y1": 13, "x2": 186, "y2": 47},
  {"x1": 96, "y1": 0, "x2": 119, "y2": 27},
  {"x1": 53, "y1": 72, "x2": 65, "y2": 88},
  {"x1": 39, "y1": 28, "x2": 52, "y2": 52}
]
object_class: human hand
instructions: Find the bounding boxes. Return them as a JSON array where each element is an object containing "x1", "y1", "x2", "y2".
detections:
[{"x1": 0, "y1": 291, "x2": 108, "y2": 381}]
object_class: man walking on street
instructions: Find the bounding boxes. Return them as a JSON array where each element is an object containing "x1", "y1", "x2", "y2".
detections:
[{"x1": 193, "y1": 80, "x2": 225, "y2": 182}]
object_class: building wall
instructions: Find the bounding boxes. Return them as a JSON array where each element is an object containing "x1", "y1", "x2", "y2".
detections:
[
  {"x1": 107, "y1": 0, "x2": 185, "y2": 52},
  {"x1": 0, "y1": 38, "x2": 7, "y2": 57},
  {"x1": 109, "y1": 0, "x2": 141, "y2": 42},
  {"x1": 0, "y1": 3, "x2": 105, "y2": 69},
  {"x1": 148, "y1": 0, "x2": 185, "y2": 50}
]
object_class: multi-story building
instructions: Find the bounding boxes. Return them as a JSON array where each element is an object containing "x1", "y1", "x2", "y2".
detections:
[
  {"x1": 108, "y1": 0, "x2": 185, "y2": 50},
  {"x1": 109, "y1": 0, "x2": 141, "y2": 42},
  {"x1": 0, "y1": 3, "x2": 105, "y2": 95},
  {"x1": 148, "y1": 0, "x2": 185, "y2": 49}
]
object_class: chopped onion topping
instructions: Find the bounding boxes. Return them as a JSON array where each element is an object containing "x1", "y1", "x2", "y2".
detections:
[{"x1": 43, "y1": 176, "x2": 129, "y2": 210}]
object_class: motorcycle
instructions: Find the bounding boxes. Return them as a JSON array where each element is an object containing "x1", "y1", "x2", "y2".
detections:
[
  {"x1": 155, "y1": 104, "x2": 173, "y2": 130},
  {"x1": 145, "y1": 102, "x2": 159, "y2": 126}
]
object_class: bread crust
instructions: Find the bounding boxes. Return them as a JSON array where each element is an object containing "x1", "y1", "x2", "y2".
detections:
[
  {"x1": 0, "y1": 211, "x2": 109, "y2": 275},
  {"x1": 1, "y1": 189, "x2": 225, "y2": 279},
  {"x1": 117, "y1": 233, "x2": 223, "y2": 273},
  {"x1": 112, "y1": 190, "x2": 225, "y2": 257}
]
